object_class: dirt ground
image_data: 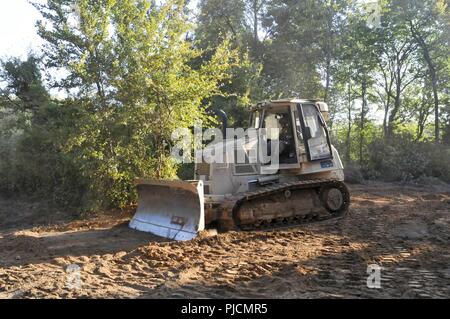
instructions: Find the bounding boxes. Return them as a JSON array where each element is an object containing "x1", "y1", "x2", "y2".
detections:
[{"x1": 0, "y1": 182, "x2": 449, "y2": 299}]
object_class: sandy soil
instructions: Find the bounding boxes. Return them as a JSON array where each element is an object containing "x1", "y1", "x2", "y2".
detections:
[{"x1": 0, "y1": 182, "x2": 449, "y2": 299}]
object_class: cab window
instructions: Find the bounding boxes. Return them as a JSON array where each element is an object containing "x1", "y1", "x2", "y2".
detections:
[{"x1": 300, "y1": 104, "x2": 332, "y2": 161}]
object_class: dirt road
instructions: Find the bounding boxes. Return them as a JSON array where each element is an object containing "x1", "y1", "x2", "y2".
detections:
[{"x1": 0, "y1": 182, "x2": 449, "y2": 298}]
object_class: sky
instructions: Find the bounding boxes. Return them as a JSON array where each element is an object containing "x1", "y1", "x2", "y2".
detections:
[
  {"x1": 0, "y1": 0, "x2": 45, "y2": 59},
  {"x1": 0, "y1": 0, "x2": 201, "y2": 59}
]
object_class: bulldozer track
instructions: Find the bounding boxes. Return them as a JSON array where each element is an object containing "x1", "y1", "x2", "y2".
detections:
[{"x1": 230, "y1": 179, "x2": 350, "y2": 231}]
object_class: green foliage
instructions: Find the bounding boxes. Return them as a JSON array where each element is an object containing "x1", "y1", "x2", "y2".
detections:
[
  {"x1": 31, "y1": 0, "x2": 241, "y2": 209},
  {"x1": 334, "y1": 124, "x2": 450, "y2": 183},
  {"x1": 1, "y1": 56, "x2": 50, "y2": 116},
  {"x1": 0, "y1": 56, "x2": 86, "y2": 208},
  {"x1": 365, "y1": 134, "x2": 450, "y2": 182},
  {"x1": 333, "y1": 122, "x2": 383, "y2": 164},
  {"x1": 195, "y1": 0, "x2": 264, "y2": 127}
]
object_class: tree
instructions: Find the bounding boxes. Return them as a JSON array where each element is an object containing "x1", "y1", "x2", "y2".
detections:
[
  {"x1": 196, "y1": 0, "x2": 248, "y2": 48},
  {"x1": 34, "y1": 0, "x2": 240, "y2": 208},
  {"x1": 407, "y1": 78, "x2": 434, "y2": 140},
  {"x1": 0, "y1": 54, "x2": 83, "y2": 205},
  {"x1": 261, "y1": 0, "x2": 327, "y2": 97},
  {"x1": 375, "y1": 27, "x2": 421, "y2": 137},
  {"x1": 195, "y1": 0, "x2": 263, "y2": 127},
  {"x1": 390, "y1": 0, "x2": 450, "y2": 143},
  {"x1": 339, "y1": 8, "x2": 379, "y2": 165},
  {"x1": 0, "y1": 55, "x2": 49, "y2": 122},
  {"x1": 244, "y1": 0, "x2": 268, "y2": 58}
]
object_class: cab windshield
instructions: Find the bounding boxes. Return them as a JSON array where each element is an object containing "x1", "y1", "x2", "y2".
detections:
[{"x1": 300, "y1": 104, "x2": 332, "y2": 160}]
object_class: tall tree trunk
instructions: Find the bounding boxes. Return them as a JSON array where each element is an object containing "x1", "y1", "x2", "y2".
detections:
[
  {"x1": 382, "y1": 94, "x2": 391, "y2": 138},
  {"x1": 383, "y1": 104, "x2": 388, "y2": 137},
  {"x1": 324, "y1": 55, "x2": 331, "y2": 103},
  {"x1": 253, "y1": 0, "x2": 259, "y2": 48},
  {"x1": 416, "y1": 86, "x2": 432, "y2": 141},
  {"x1": 388, "y1": 93, "x2": 401, "y2": 137},
  {"x1": 409, "y1": 21, "x2": 440, "y2": 143},
  {"x1": 345, "y1": 83, "x2": 352, "y2": 162},
  {"x1": 431, "y1": 68, "x2": 439, "y2": 143},
  {"x1": 417, "y1": 97, "x2": 426, "y2": 141},
  {"x1": 359, "y1": 79, "x2": 367, "y2": 166},
  {"x1": 388, "y1": 68, "x2": 402, "y2": 138}
]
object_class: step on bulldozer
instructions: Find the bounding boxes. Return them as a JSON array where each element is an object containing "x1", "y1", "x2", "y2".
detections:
[{"x1": 129, "y1": 99, "x2": 350, "y2": 240}]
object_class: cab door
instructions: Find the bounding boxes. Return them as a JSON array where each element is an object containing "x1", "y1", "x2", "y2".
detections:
[
  {"x1": 259, "y1": 105, "x2": 301, "y2": 174},
  {"x1": 297, "y1": 103, "x2": 333, "y2": 161}
]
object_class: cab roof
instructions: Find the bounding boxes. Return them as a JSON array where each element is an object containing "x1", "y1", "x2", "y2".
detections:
[{"x1": 251, "y1": 98, "x2": 321, "y2": 110}]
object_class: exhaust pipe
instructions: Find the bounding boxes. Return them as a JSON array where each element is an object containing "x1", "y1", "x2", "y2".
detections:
[{"x1": 216, "y1": 109, "x2": 228, "y2": 139}]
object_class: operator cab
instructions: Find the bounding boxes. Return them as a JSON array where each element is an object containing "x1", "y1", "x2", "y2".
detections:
[{"x1": 250, "y1": 99, "x2": 333, "y2": 168}]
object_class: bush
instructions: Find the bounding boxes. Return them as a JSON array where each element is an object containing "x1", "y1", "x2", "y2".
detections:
[
  {"x1": 344, "y1": 164, "x2": 365, "y2": 184},
  {"x1": 0, "y1": 125, "x2": 86, "y2": 209},
  {"x1": 364, "y1": 133, "x2": 450, "y2": 183}
]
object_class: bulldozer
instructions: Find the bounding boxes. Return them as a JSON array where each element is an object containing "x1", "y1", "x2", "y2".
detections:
[{"x1": 129, "y1": 99, "x2": 350, "y2": 240}]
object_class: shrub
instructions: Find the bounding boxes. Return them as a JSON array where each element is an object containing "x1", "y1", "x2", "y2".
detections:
[{"x1": 364, "y1": 133, "x2": 450, "y2": 183}]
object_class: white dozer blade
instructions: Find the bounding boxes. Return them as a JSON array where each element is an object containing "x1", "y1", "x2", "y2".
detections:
[{"x1": 129, "y1": 179, "x2": 205, "y2": 241}]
